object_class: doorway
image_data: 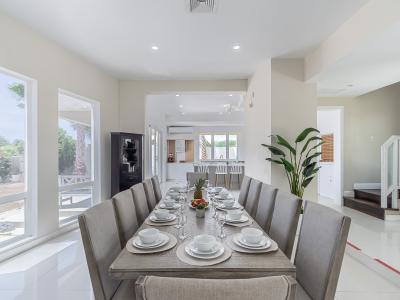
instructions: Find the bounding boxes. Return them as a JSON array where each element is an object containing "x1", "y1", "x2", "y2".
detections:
[
  {"x1": 317, "y1": 107, "x2": 343, "y2": 205},
  {"x1": 149, "y1": 126, "x2": 162, "y2": 180}
]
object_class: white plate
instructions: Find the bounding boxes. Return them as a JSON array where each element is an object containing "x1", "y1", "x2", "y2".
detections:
[
  {"x1": 159, "y1": 203, "x2": 181, "y2": 210},
  {"x1": 185, "y1": 242, "x2": 225, "y2": 259},
  {"x1": 225, "y1": 215, "x2": 249, "y2": 223},
  {"x1": 133, "y1": 233, "x2": 169, "y2": 249},
  {"x1": 215, "y1": 195, "x2": 233, "y2": 200},
  {"x1": 217, "y1": 203, "x2": 241, "y2": 210},
  {"x1": 187, "y1": 241, "x2": 221, "y2": 256},
  {"x1": 149, "y1": 214, "x2": 176, "y2": 223},
  {"x1": 233, "y1": 234, "x2": 271, "y2": 250}
]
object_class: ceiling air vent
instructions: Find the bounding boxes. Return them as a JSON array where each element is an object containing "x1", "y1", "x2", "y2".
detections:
[{"x1": 188, "y1": 0, "x2": 216, "y2": 13}]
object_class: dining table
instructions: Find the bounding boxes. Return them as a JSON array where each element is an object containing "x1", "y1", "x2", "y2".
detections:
[{"x1": 109, "y1": 188, "x2": 296, "y2": 280}]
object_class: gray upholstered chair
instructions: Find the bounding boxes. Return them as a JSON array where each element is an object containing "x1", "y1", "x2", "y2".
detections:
[
  {"x1": 294, "y1": 201, "x2": 351, "y2": 300},
  {"x1": 269, "y1": 190, "x2": 302, "y2": 258},
  {"x1": 131, "y1": 183, "x2": 150, "y2": 224},
  {"x1": 186, "y1": 172, "x2": 208, "y2": 187},
  {"x1": 78, "y1": 201, "x2": 134, "y2": 300},
  {"x1": 237, "y1": 175, "x2": 251, "y2": 206},
  {"x1": 254, "y1": 183, "x2": 278, "y2": 233},
  {"x1": 244, "y1": 179, "x2": 262, "y2": 217},
  {"x1": 143, "y1": 179, "x2": 157, "y2": 210},
  {"x1": 151, "y1": 176, "x2": 162, "y2": 203},
  {"x1": 135, "y1": 275, "x2": 296, "y2": 300},
  {"x1": 111, "y1": 189, "x2": 139, "y2": 247}
]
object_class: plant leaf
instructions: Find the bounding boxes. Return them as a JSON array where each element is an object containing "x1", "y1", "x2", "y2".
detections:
[
  {"x1": 303, "y1": 162, "x2": 317, "y2": 177},
  {"x1": 310, "y1": 167, "x2": 321, "y2": 176},
  {"x1": 266, "y1": 158, "x2": 283, "y2": 164},
  {"x1": 302, "y1": 176, "x2": 314, "y2": 188},
  {"x1": 309, "y1": 141, "x2": 324, "y2": 152},
  {"x1": 273, "y1": 135, "x2": 296, "y2": 155},
  {"x1": 302, "y1": 152, "x2": 322, "y2": 167},
  {"x1": 281, "y1": 158, "x2": 295, "y2": 173},
  {"x1": 295, "y1": 128, "x2": 320, "y2": 143},
  {"x1": 301, "y1": 136, "x2": 322, "y2": 153},
  {"x1": 261, "y1": 144, "x2": 285, "y2": 156}
]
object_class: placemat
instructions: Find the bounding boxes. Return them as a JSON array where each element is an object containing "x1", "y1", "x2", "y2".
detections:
[
  {"x1": 226, "y1": 234, "x2": 279, "y2": 254},
  {"x1": 176, "y1": 240, "x2": 232, "y2": 266},
  {"x1": 126, "y1": 232, "x2": 177, "y2": 254},
  {"x1": 145, "y1": 218, "x2": 177, "y2": 227}
]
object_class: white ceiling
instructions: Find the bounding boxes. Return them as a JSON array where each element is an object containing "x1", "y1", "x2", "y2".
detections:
[
  {"x1": 317, "y1": 21, "x2": 400, "y2": 97},
  {"x1": 0, "y1": 0, "x2": 368, "y2": 80}
]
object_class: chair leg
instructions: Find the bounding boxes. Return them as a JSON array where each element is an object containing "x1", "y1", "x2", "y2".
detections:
[
  {"x1": 229, "y1": 174, "x2": 232, "y2": 190},
  {"x1": 214, "y1": 174, "x2": 218, "y2": 187}
]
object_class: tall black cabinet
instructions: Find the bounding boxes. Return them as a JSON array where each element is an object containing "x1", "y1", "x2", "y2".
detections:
[{"x1": 111, "y1": 132, "x2": 143, "y2": 197}]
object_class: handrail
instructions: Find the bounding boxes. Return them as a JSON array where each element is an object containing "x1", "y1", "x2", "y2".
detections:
[{"x1": 381, "y1": 135, "x2": 400, "y2": 209}]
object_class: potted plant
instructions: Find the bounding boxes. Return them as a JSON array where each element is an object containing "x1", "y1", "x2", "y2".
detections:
[
  {"x1": 262, "y1": 128, "x2": 323, "y2": 198},
  {"x1": 194, "y1": 178, "x2": 205, "y2": 199},
  {"x1": 191, "y1": 199, "x2": 209, "y2": 218}
]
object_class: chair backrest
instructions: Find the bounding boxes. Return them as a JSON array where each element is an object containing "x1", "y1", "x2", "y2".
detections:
[
  {"x1": 131, "y1": 183, "x2": 150, "y2": 224},
  {"x1": 197, "y1": 164, "x2": 209, "y2": 173},
  {"x1": 254, "y1": 183, "x2": 278, "y2": 233},
  {"x1": 135, "y1": 275, "x2": 296, "y2": 300},
  {"x1": 244, "y1": 179, "x2": 262, "y2": 217},
  {"x1": 111, "y1": 189, "x2": 139, "y2": 247},
  {"x1": 269, "y1": 190, "x2": 302, "y2": 258},
  {"x1": 151, "y1": 176, "x2": 162, "y2": 203},
  {"x1": 78, "y1": 201, "x2": 122, "y2": 300},
  {"x1": 186, "y1": 172, "x2": 208, "y2": 187},
  {"x1": 143, "y1": 179, "x2": 157, "y2": 210},
  {"x1": 215, "y1": 164, "x2": 227, "y2": 174},
  {"x1": 229, "y1": 164, "x2": 243, "y2": 174},
  {"x1": 237, "y1": 176, "x2": 251, "y2": 206},
  {"x1": 295, "y1": 201, "x2": 351, "y2": 300}
]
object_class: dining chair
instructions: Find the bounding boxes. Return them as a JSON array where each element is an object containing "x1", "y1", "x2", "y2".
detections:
[
  {"x1": 254, "y1": 183, "x2": 278, "y2": 233},
  {"x1": 135, "y1": 275, "x2": 296, "y2": 300},
  {"x1": 269, "y1": 190, "x2": 302, "y2": 258},
  {"x1": 197, "y1": 163, "x2": 209, "y2": 174},
  {"x1": 151, "y1": 175, "x2": 162, "y2": 203},
  {"x1": 244, "y1": 178, "x2": 262, "y2": 217},
  {"x1": 228, "y1": 163, "x2": 243, "y2": 189},
  {"x1": 78, "y1": 201, "x2": 134, "y2": 300},
  {"x1": 186, "y1": 172, "x2": 208, "y2": 187},
  {"x1": 214, "y1": 164, "x2": 228, "y2": 187},
  {"x1": 111, "y1": 189, "x2": 139, "y2": 247},
  {"x1": 294, "y1": 201, "x2": 351, "y2": 300},
  {"x1": 237, "y1": 175, "x2": 251, "y2": 206},
  {"x1": 131, "y1": 183, "x2": 150, "y2": 224},
  {"x1": 143, "y1": 178, "x2": 157, "y2": 210}
]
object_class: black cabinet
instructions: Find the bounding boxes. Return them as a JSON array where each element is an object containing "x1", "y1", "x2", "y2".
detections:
[{"x1": 111, "y1": 132, "x2": 143, "y2": 197}]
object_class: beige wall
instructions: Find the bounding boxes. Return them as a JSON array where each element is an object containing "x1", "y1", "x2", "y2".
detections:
[
  {"x1": 119, "y1": 80, "x2": 248, "y2": 134},
  {"x1": 319, "y1": 83, "x2": 400, "y2": 191},
  {"x1": 0, "y1": 11, "x2": 119, "y2": 237},
  {"x1": 245, "y1": 60, "x2": 271, "y2": 183},
  {"x1": 271, "y1": 59, "x2": 318, "y2": 200}
]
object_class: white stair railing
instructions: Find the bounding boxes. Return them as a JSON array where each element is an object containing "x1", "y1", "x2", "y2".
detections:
[{"x1": 381, "y1": 135, "x2": 400, "y2": 209}]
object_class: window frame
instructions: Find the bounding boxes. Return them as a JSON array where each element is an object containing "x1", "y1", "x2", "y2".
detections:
[
  {"x1": 198, "y1": 133, "x2": 239, "y2": 161},
  {"x1": 57, "y1": 89, "x2": 101, "y2": 226}
]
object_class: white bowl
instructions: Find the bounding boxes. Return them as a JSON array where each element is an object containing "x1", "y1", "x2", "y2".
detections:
[
  {"x1": 193, "y1": 234, "x2": 216, "y2": 252},
  {"x1": 228, "y1": 209, "x2": 242, "y2": 220},
  {"x1": 138, "y1": 228, "x2": 159, "y2": 244},
  {"x1": 164, "y1": 199, "x2": 175, "y2": 208},
  {"x1": 241, "y1": 228, "x2": 263, "y2": 244},
  {"x1": 222, "y1": 199, "x2": 235, "y2": 208},
  {"x1": 154, "y1": 209, "x2": 170, "y2": 219},
  {"x1": 219, "y1": 191, "x2": 229, "y2": 197},
  {"x1": 213, "y1": 187, "x2": 223, "y2": 193},
  {"x1": 168, "y1": 192, "x2": 180, "y2": 199}
]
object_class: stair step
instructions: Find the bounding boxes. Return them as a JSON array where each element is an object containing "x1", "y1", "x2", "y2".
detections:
[
  {"x1": 354, "y1": 189, "x2": 381, "y2": 204},
  {"x1": 343, "y1": 196, "x2": 385, "y2": 220}
]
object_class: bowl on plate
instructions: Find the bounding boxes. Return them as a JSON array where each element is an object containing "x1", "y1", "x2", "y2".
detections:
[
  {"x1": 168, "y1": 192, "x2": 180, "y2": 199},
  {"x1": 193, "y1": 234, "x2": 216, "y2": 252},
  {"x1": 154, "y1": 209, "x2": 170, "y2": 220},
  {"x1": 219, "y1": 190, "x2": 229, "y2": 198},
  {"x1": 213, "y1": 187, "x2": 223, "y2": 193},
  {"x1": 164, "y1": 199, "x2": 176, "y2": 208},
  {"x1": 138, "y1": 228, "x2": 160, "y2": 244},
  {"x1": 241, "y1": 228, "x2": 263, "y2": 244},
  {"x1": 227, "y1": 209, "x2": 243, "y2": 221},
  {"x1": 222, "y1": 199, "x2": 235, "y2": 208}
]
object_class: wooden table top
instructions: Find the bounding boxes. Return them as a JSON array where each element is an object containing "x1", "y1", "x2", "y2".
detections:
[{"x1": 109, "y1": 190, "x2": 296, "y2": 280}]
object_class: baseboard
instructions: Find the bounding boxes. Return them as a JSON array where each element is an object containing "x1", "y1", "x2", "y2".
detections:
[
  {"x1": 0, "y1": 221, "x2": 78, "y2": 263},
  {"x1": 353, "y1": 183, "x2": 381, "y2": 190}
]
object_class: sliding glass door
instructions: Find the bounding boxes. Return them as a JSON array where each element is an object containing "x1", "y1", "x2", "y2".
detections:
[{"x1": 149, "y1": 127, "x2": 162, "y2": 179}]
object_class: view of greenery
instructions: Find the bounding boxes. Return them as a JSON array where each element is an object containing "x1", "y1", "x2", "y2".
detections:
[{"x1": 58, "y1": 128, "x2": 76, "y2": 174}]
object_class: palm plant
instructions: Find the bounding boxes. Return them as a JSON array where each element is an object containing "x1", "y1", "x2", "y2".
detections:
[{"x1": 262, "y1": 128, "x2": 323, "y2": 198}]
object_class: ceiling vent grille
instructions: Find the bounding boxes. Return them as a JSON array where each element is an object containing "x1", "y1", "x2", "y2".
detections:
[{"x1": 188, "y1": 0, "x2": 216, "y2": 13}]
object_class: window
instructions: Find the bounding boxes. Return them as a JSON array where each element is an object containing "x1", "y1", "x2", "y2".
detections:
[
  {"x1": 0, "y1": 68, "x2": 35, "y2": 246},
  {"x1": 58, "y1": 91, "x2": 99, "y2": 225},
  {"x1": 199, "y1": 134, "x2": 238, "y2": 160}
]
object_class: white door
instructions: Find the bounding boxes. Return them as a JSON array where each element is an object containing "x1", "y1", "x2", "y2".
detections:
[{"x1": 149, "y1": 127, "x2": 162, "y2": 180}]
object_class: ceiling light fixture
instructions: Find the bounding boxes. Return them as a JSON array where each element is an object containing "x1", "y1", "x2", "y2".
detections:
[
  {"x1": 232, "y1": 45, "x2": 241, "y2": 50},
  {"x1": 176, "y1": 94, "x2": 180, "y2": 97},
  {"x1": 178, "y1": 104, "x2": 183, "y2": 108},
  {"x1": 151, "y1": 45, "x2": 159, "y2": 51},
  {"x1": 229, "y1": 94, "x2": 233, "y2": 97}
]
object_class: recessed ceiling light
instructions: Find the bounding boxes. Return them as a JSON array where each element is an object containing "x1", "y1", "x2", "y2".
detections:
[
  {"x1": 176, "y1": 94, "x2": 180, "y2": 97},
  {"x1": 178, "y1": 104, "x2": 183, "y2": 108},
  {"x1": 232, "y1": 45, "x2": 241, "y2": 50},
  {"x1": 229, "y1": 94, "x2": 233, "y2": 97},
  {"x1": 151, "y1": 45, "x2": 159, "y2": 51}
]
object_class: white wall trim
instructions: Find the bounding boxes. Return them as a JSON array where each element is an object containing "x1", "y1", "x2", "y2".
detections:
[{"x1": 353, "y1": 183, "x2": 381, "y2": 190}]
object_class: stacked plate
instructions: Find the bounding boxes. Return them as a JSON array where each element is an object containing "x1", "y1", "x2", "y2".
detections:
[
  {"x1": 225, "y1": 214, "x2": 249, "y2": 224},
  {"x1": 217, "y1": 201, "x2": 241, "y2": 210},
  {"x1": 184, "y1": 235, "x2": 225, "y2": 260},
  {"x1": 232, "y1": 228, "x2": 271, "y2": 250},
  {"x1": 149, "y1": 210, "x2": 177, "y2": 223},
  {"x1": 159, "y1": 202, "x2": 181, "y2": 210},
  {"x1": 215, "y1": 193, "x2": 233, "y2": 200},
  {"x1": 132, "y1": 228, "x2": 170, "y2": 249}
]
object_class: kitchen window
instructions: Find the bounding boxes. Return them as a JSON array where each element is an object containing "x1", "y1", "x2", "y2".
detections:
[{"x1": 199, "y1": 134, "x2": 238, "y2": 160}]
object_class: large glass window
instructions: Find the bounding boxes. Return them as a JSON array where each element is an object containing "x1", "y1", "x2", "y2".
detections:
[
  {"x1": 199, "y1": 134, "x2": 238, "y2": 160},
  {"x1": 0, "y1": 69, "x2": 33, "y2": 246},
  {"x1": 58, "y1": 92, "x2": 98, "y2": 225}
]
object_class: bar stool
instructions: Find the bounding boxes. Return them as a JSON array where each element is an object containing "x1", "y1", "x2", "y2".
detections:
[
  {"x1": 229, "y1": 163, "x2": 243, "y2": 189},
  {"x1": 197, "y1": 164, "x2": 209, "y2": 174},
  {"x1": 214, "y1": 164, "x2": 228, "y2": 187}
]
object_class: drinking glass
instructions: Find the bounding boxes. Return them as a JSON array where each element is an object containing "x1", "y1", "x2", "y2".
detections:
[
  {"x1": 178, "y1": 215, "x2": 188, "y2": 240},
  {"x1": 217, "y1": 212, "x2": 226, "y2": 239}
]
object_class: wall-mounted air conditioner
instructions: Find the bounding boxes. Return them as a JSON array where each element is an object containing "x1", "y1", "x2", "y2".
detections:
[{"x1": 168, "y1": 126, "x2": 194, "y2": 134}]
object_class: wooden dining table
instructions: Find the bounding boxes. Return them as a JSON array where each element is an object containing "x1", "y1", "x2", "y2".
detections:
[{"x1": 109, "y1": 190, "x2": 296, "y2": 280}]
